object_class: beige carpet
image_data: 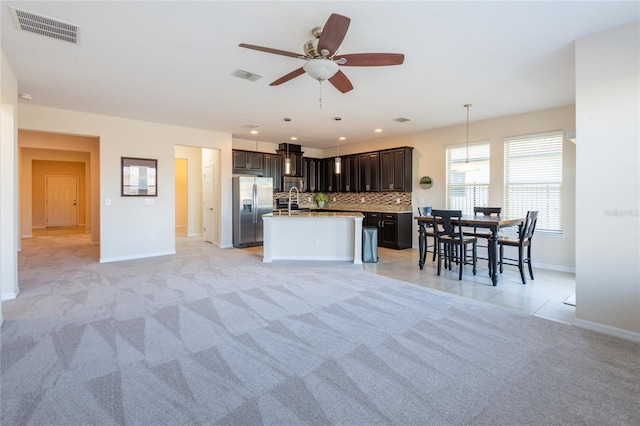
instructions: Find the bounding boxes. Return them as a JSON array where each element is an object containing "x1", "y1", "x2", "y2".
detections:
[{"x1": 1, "y1": 234, "x2": 639, "y2": 425}]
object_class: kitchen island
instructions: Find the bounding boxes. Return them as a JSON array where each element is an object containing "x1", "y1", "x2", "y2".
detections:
[{"x1": 262, "y1": 211, "x2": 364, "y2": 263}]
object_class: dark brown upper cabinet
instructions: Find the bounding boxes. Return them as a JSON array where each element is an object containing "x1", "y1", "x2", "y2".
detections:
[
  {"x1": 358, "y1": 152, "x2": 380, "y2": 192},
  {"x1": 232, "y1": 150, "x2": 264, "y2": 174},
  {"x1": 380, "y1": 147, "x2": 413, "y2": 192}
]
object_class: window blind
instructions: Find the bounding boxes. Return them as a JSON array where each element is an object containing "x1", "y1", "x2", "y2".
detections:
[
  {"x1": 446, "y1": 143, "x2": 490, "y2": 215},
  {"x1": 504, "y1": 131, "x2": 563, "y2": 234}
]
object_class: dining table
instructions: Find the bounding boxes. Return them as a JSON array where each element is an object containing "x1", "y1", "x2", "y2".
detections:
[{"x1": 415, "y1": 214, "x2": 526, "y2": 286}]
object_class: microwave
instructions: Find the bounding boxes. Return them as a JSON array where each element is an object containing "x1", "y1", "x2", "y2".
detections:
[{"x1": 283, "y1": 176, "x2": 304, "y2": 191}]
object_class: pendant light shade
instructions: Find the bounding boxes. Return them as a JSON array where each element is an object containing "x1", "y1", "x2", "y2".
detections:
[
  {"x1": 335, "y1": 137, "x2": 341, "y2": 174},
  {"x1": 284, "y1": 143, "x2": 291, "y2": 175}
]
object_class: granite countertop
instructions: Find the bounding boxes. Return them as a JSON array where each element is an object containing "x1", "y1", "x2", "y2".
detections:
[
  {"x1": 264, "y1": 211, "x2": 364, "y2": 218},
  {"x1": 291, "y1": 203, "x2": 413, "y2": 214}
]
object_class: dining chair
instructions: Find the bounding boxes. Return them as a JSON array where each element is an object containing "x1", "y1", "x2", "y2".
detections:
[
  {"x1": 431, "y1": 209, "x2": 477, "y2": 280},
  {"x1": 418, "y1": 206, "x2": 437, "y2": 261},
  {"x1": 464, "y1": 207, "x2": 502, "y2": 274},
  {"x1": 498, "y1": 210, "x2": 538, "y2": 284}
]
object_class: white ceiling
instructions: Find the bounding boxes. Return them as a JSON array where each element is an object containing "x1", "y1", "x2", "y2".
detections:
[{"x1": 2, "y1": 1, "x2": 638, "y2": 149}]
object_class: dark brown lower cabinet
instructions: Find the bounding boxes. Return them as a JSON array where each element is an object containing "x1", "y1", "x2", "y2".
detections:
[{"x1": 365, "y1": 212, "x2": 412, "y2": 249}]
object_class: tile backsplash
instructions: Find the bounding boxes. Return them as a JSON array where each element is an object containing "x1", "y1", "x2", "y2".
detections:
[{"x1": 274, "y1": 191, "x2": 413, "y2": 213}]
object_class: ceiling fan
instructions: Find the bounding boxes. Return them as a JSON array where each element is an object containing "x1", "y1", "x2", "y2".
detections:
[{"x1": 239, "y1": 13, "x2": 404, "y2": 93}]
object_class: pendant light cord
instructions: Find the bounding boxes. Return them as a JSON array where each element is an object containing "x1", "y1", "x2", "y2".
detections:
[{"x1": 464, "y1": 104, "x2": 472, "y2": 162}]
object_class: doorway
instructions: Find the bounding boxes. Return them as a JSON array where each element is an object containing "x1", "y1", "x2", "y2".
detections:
[
  {"x1": 45, "y1": 175, "x2": 78, "y2": 228},
  {"x1": 175, "y1": 158, "x2": 188, "y2": 237},
  {"x1": 203, "y1": 164, "x2": 215, "y2": 243}
]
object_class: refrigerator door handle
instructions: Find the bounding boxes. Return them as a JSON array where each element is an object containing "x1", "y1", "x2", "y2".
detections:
[{"x1": 252, "y1": 183, "x2": 258, "y2": 224}]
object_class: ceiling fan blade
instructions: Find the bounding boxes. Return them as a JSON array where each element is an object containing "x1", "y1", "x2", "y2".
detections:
[
  {"x1": 270, "y1": 67, "x2": 306, "y2": 86},
  {"x1": 239, "y1": 43, "x2": 302, "y2": 59},
  {"x1": 333, "y1": 53, "x2": 405, "y2": 66},
  {"x1": 328, "y1": 70, "x2": 353, "y2": 93},
  {"x1": 317, "y1": 14, "x2": 351, "y2": 56}
]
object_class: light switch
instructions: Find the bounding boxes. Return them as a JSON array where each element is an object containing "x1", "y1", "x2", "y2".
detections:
[
  {"x1": 145, "y1": 198, "x2": 154, "y2": 205},
  {"x1": 105, "y1": 199, "x2": 111, "y2": 206}
]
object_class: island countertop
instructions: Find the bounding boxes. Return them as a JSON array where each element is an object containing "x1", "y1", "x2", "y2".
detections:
[
  {"x1": 264, "y1": 211, "x2": 364, "y2": 218},
  {"x1": 262, "y1": 212, "x2": 364, "y2": 263}
]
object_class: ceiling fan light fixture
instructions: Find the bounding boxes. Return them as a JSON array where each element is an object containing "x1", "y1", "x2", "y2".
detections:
[{"x1": 303, "y1": 59, "x2": 339, "y2": 81}]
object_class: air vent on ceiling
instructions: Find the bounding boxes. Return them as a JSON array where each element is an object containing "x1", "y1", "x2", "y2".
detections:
[
  {"x1": 232, "y1": 69, "x2": 263, "y2": 82},
  {"x1": 10, "y1": 6, "x2": 80, "y2": 44},
  {"x1": 393, "y1": 117, "x2": 411, "y2": 123}
]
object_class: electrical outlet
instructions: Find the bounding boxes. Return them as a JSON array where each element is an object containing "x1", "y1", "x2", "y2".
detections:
[
  {"x1": 396, "y1": 198, "x2": 401, "y2": 204},
  {"x1": 333, "y1": 197, "x2": 336, "y2": 202},
  {"x1": 361, "y1": 197, "x2": 365, "y2": 203},
  {"x1": 419, "y1": 198, "x2": 425, "y2": 204},
  {"x1": 308, "y1": 196, "x2": 312, "y2": 202}
]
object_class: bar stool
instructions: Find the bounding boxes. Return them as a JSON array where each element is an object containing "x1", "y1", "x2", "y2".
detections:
[
  {"x1": 418, "y1": 206, "x2": 437, "y2": 261},
  {"x1": 498, "y1": 211, "x2": 538, "y2": 284},
  {"x1": 431, "y1": 209, "x2": 477, "y2": 280},
  {"x1": 464, "y1": 207, "x2": 502, "y2": 275}
]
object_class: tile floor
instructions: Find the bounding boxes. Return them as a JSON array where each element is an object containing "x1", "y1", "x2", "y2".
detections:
[{"x1": 362, "y1": 246, "x2": 576, "y2": 325}]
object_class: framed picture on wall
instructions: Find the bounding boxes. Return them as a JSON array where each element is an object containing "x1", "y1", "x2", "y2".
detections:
[{"x1": 121, "y1": 157, "x2": 157, "y2": 196}]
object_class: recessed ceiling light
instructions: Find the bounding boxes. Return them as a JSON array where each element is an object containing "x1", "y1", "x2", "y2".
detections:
[
  {"x1": 333, "y1": 117, "x2": 342, "y2": 121},
  {"x1": 393, "y1": 117, "x2": 411, "y2": 123},
  {"x1": 250, "y1": 130, "x2": 258, "y2": 134},
  {"x1": 339, "y1": 136, "x2": 346, "y2": 141},
  {"x1": 374, "y1": 128, "x2": 383, "y2": 133},
  {"x1": 290, "y1": 136, "x2": 298, "y2": 141},
  {"x1": 19, "y1": 93, "x2": 32, "y2": 100}
]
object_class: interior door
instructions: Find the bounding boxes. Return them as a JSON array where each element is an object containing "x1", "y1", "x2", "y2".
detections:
[
  {"x1": 46, "y1": 176, "x2": 78, "y2": 227},
  {"x1": 203, "y1": 164, "x2": 215, "y2": 243}
]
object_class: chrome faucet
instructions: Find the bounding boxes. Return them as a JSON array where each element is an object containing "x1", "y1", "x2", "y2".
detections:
[{"x1": 288, "y1": 186, "x2": 299, "y2": 216}]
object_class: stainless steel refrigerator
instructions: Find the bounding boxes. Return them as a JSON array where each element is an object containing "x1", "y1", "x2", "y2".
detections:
[{"x1": 233, "y1": 176, "x2": 273, "y2": 248}]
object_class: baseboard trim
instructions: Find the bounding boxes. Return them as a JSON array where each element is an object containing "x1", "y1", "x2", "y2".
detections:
[
  {"x1": 187, "y1": 232, "x2": 202, "y2": 238},
  {"x1": 1, "y1": 289, "x2": 19, "y2": 301},
  {"x1": 532, "y1": 262, "x2": 575, "y2": 274},
  {"x1": 574, "y1": 318, "x2": 640, "y2": 343},
  {"x1": 100, "y1": 250, "x2": 176, "y2": 263}
]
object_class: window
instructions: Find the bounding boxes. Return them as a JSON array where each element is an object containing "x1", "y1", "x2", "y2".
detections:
[
  {"x1": 504, "y1": 131, "x2": 563, "y2": 234},
  {"x1": 446, "y1": 143, "x2": 490, "y2": 215}
]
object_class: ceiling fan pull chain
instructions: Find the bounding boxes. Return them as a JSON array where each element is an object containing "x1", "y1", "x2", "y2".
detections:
[{"x1": 319, "y1": 80, "x2": 323, "y2": 109}]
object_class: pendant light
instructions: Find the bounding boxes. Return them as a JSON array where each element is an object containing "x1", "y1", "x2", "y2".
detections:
[
  {"x1": 335, "y1": 138, "x2": 341, "y2": 174},
  {"x1": 459, "y1": 103, "x2": 476, "y2": 172},
  {"x1": 284, "y1": 143, "x2": 291, "y2": 175}
]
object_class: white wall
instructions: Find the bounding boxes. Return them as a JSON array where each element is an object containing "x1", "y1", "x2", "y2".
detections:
[
  {"x1": 335, "y1": 105, "x2": 577, "y2": 271},
  {"x1": 575, "y1": 21, "x2": 640, "y2": 340},
  {"x1": 18, "y1": 105, "x2": 233, "y2": 261},
  {"x1": 1, "y1": 49, "x2": 19, "y2": 310}
]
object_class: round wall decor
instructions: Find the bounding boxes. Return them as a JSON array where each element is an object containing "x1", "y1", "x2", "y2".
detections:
[{"x1": 419, "y1": 176, "x2": 433, "y2": 189}]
